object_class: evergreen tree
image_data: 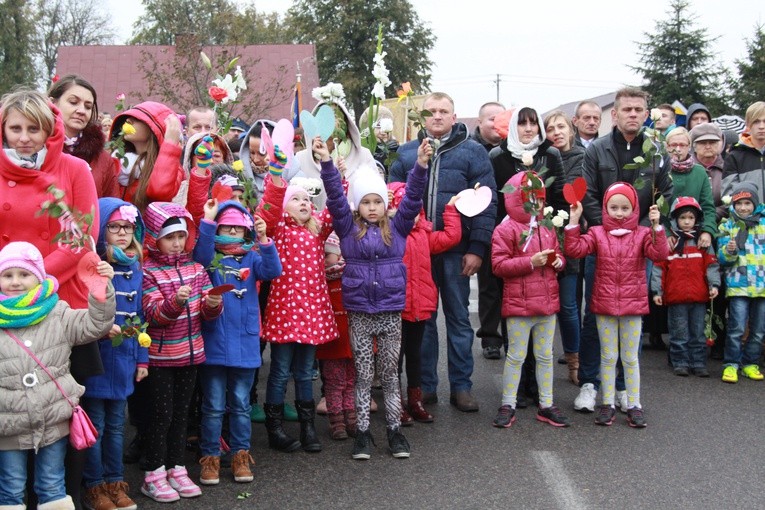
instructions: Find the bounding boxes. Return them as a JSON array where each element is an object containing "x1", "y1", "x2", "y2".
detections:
[
  {"x1": 731, "y1": 23, "x2": 765, "y2": 115},
  {"x1": 0, "y1": 0, "x2": 37, "y2": 94}
]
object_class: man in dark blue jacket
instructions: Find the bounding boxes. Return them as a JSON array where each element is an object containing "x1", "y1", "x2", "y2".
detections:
[{"x1": 389, "y1": 92, "x2": 496, "y2": 412}]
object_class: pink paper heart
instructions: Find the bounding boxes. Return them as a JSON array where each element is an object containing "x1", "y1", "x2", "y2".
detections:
[
  {"x1": 77, "y1": 252, "x2": 107, "y2": 302},
  {"x1": 455, "y1": 186, "x2": 492, "y2": 218}
]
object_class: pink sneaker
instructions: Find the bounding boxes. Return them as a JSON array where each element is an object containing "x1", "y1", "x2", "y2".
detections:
[
  {"x1": 141, "y1": 466, "x2": 180, "y2": 503},
  {"x1": 167, "y1": 465, "x2": 202, "y2": 498}
]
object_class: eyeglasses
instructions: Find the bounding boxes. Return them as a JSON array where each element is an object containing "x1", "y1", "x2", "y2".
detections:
[
  {"x1": 105, "y1": 223, "x2": 135, "y2": 234},
  {"x1": 222, "y1": 225, "x2": 246, "y2": 233},
  {"x1": 667, "y1": 143, "x2": 689, "y2": 149}
]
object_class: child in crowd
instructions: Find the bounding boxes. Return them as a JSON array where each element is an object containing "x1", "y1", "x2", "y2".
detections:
[
  {"x1": 566, "y1": 182, "x2": 669, "y2": 428},
  {"x1": 140, "y1": 202, "x2": 223, "y2": 502},
  {"x1": 319, "y1": 137, "x2": 430, "y2": 460},
  {"x1": 0, "y1": 242, "x2": 115, "y2": 510},
  {"x1": 718, "y1": 182, "x2": 765, "y2": 383},
  {"x1": 81, "y1": 199, "x2": 148, "y2": 510},
  {"x1": 651, "y1": 197, "x2": 719, "y2": 377},
  {"x1": 388, "y1": 182, "x2": 461, "y2": 425},
  {"x1": 491, "y1": 172, "x2": 569, "y2": 429},
  {"x1": 193, "y1": 198, "x2": 282, "y2": 485}
]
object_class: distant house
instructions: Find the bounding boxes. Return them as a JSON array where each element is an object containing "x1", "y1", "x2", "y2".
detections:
[
  {"x1": 56, "y1": 43, "x2": 321, "y2": 123},
  {"x1": 544, "y1": 91, "x2": 617, "y2": 136}
]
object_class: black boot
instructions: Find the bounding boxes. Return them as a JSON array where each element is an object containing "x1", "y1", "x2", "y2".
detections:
[
  {"x1": 295, "y1": 399, "x2": 322, "y2": 453},
  {"x1": 264, "y1": 403, "x2": 301, "y2": 452}
]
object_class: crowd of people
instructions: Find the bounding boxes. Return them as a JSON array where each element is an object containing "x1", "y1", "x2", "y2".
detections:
[{"x1": 1, "y1": 74, "x2": 764, "y2": 510}]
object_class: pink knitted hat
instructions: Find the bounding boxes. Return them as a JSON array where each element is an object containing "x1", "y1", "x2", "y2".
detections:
[
  {"x1": 217, "y1": 207, "x2": 253, "y2": 229},
  {"x1": 0, "y1": 242, "x2": 46, "y2": 283}
]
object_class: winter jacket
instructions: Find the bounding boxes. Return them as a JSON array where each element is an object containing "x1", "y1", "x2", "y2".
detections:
[
  {"x1": 194, "y1": 202, "x2": 282, "y2": 368},
  {"x1": 581, "y1": 128, "x2": 673, "y2": 226},
  {"x1": 564, "y1": 184, "x2": 670, "y2": 316},
  {"x1": 389, "y1": 123, "x2": 497, "y2": 259},
  {"x1": 692, "y1": 153, "x2": 726, "y2": 222},
  {"x1": 65, "y1": 123, "x2": 118, "y2": 198},
  {"x1": 323, "y1": 159, "x2": 427, "y2": 313},
  {"x1": 651, "y1": 241, "x2": 719, "y2": 305},
  {"x1": 84, "y1": 198, "x2": 149, "y2": 400},
  {"x1": 239, "y1": 119, "x2": 302, "y2": 199},
  {"x1": 669, "y1": 163, "x2": 717, "y2": 235},
  {"x1": 717, "y1": 203, "x2": 765, "y2": 298},
  {"x1": 491, "y1": 172, "x2": 564, "y2": 317},
  {"x1": 722, "y1": 134, "x2": 765, "y2": 203},
  {"x1": 0, "y1": 289, "x2": 115, "y2": 451},
  {"x1": 471, "y1": 126, "x2": 499, "y2": 153},
  {"x1": 142, "y1": 202, "x2": 222, "y2": 367}
]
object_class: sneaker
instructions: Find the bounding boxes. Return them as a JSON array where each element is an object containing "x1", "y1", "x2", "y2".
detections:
[
  {"x1": 492, "y1": 405, "x2": 516, "y2": 428},
  {"x1": 166, "y1": 466, "x2": 202, "y2": 498},
  {"x1": 231, "y1": 450, "x2": 254, "y2": 483},
  {"x1": 573, "y1": 383, "x2": 597, "y2": 412},
  {"x1": 722, "y1": 365, "x2": 738, "y2": 384},
  {"x1": 615, "y1": 390, "x2": 628, "y2": 414},
  {"x1": 741, "y1": 364, "x2": 764, "y2": 381},
  {"x1": 691, "y1": 367, "x2": 710, "y2": 378},
  {"x1": 483, "y1": 346, "x2": 502, "y2": 360},
  {"x1": 387, "y1": 427, "x2": 411, "y2": 459},
  {"x1": 673, "y1": 366, "x2": 690, "y2": 376},
  {"x1": 249, "y1": 403, "x2": 265, "y2": 423},
  {"x1": 351, "y1": 429, "x2": 375, "y2": 460},
  {"x1": 594, "y1": 405, "x2": 616, "y2": 426},
  {"x1": 627, "y1": 407, "x2": 647, "y2": 428},
  {"x1": 103, "y1": 481, "x2": 137, "y2": 510},
  {"x1": 536, "y1": 405, "x2": 571, "y2": 427},
  {"x1": 141, "y1": 466, "x2": 180, "y2": 503},
  {"x1": 284, "y1": 402, "x2": 298, "y2": 421},
  {"x1": 198, "y1": 456, "x2": 220, "y2": 485},
  {"x1": 83, "y1": 483, "x2": 117, "y2": 510}
]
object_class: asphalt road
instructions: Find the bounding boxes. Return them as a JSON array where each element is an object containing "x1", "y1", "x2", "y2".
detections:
[{"x1": 123, "y1": 278, "x2": 765, "y2": 509}]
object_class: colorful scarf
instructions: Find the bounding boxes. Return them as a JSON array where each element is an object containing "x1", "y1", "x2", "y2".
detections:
[
  {"x1": 214, "y1": 234, "x2": 254, "y2": 255},
  {"x1": 110, "y1": 245, "x2": 138, "y2": 266},
  {"x1": 670, "y1": 156, "x2": 695, "y2": 173},
  {"x1": 671, "y1": 226, "x2": 698, "y2": 252},
  {"x1": 0, "y1": 278, "x2": 59, "y2": 328}
]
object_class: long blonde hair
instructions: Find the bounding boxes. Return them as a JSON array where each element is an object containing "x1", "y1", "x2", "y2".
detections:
[{"x1": 353, "y1": 212, "x2": 392, "y2": 246}]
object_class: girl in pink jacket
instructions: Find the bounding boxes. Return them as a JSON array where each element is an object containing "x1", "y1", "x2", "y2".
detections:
[
  {"x1": 491, "y1": 172, "x2": 569, "y2": 429},
  {"x1": 565, "y1": 182, "x2": 669, "y2": 428}
]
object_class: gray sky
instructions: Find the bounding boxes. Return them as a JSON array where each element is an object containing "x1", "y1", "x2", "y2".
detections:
[{"x1": 106, "y1": 0, "x2": 763, "y2": 117}]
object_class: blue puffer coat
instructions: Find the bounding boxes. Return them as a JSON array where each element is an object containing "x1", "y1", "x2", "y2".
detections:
[
  {"x1": 84, "y1": 197, "x2": 148, "y2": 400},
  {"x1": 322, "y1": 160, "x2": 427, "y2": 313},
  {"x1": 194, "y1": 201, "x2": 283, "y2": 368}
]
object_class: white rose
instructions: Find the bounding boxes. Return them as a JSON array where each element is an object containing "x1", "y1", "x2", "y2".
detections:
[
  {"x1": 552, "y1": 216, "x2": 565, "y2": 228},
  {"x1": 721, "y1": 195, "x2": 732, "y2": 205},
  {"x1": 378, "y1": 118, "x2": 394, "y2": 133},
  {"x1": 650, "y1": 108, "x2": 663, "y2": 122},
  {"x1": 543, "y1": 206, "x2": 554, "y2": 216},
  {"x1": 557, "y1": 210, "x2": 569, "y2": 220},
  {"x1": 521, "y1": 151, "x2": 534, "y2": 167}
]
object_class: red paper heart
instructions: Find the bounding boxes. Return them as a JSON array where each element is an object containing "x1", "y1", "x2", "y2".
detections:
[
  {"x1": 238, "y1": 268, "x2": 250, "y2": 281},
  {"x1": 77, "y1": 252, "x2": 107, "y2": 302},
  {"x1": 211, "y1": 182, "x2": 233, "y2": 203},
  {"x1": 208, "y1": 283, "x2": 235, "y2": 295},
  {"x1": 563, "y1": 177, "x2": 587, "y2": 205}
]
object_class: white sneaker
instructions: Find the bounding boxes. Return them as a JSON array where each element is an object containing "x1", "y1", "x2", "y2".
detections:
[
  {"x1": 573, "y1": 383, "x2": 597, "y2": 412},
  {"x1": 615, "y1": 391, "x2": 628, "y2": 414}
]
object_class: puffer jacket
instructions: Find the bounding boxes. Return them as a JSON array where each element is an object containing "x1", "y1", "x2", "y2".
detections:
[
  {"x1": 722, "y1": 134, "x2": 765, "y2": 202},
  {"x1": 565, "y1": 183, "x2": 669, "y2": 316},
  {"x1": 491, "y1": 172, "x2": 564, "y2": 317},
  {"x1": 142, "y1": 202, "x2": 222, "y2": 366},
  {"x1": 84, "y1": 198, "x2": 149, "y2": 400},
  {"x1": 651, "y1": 240, "x2": 719, "y2": 305},
  {"x1": 389, "y1": 123, "x2": 497, "y2": 259},
  {"x1": 0, "y1": 289, "x2": 115, "y2": 451},
  {"x1": 717, "y1": 203, "x2": 765, "y2": 298},
  {"x1": 323, "y1": 160, "x2": 427, "y2": 313}
]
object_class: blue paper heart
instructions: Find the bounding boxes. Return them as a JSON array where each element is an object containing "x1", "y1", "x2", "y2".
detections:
[{"x1": 301, "y1": 105, "x2": 335, "y2": 142}]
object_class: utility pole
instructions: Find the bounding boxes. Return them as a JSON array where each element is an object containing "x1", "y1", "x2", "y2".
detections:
[{"x1": 493, "y1": 74, "x2": 501, "y2": 102}]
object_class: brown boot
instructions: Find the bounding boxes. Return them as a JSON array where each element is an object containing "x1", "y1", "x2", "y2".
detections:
[
  {"x1": 328, "y1": 413, "x2": 348, "y2": 440},
  {"x1": 103, "y1": 481, "x2": 137, "y2": 510},
  {"x1": 231, "y1": 450, "x2": 255, "y2": 483},
  {"x1": 199, "y1": 455, "x2": 220, "y2": 485},
  {"x1": 565, "y1": 352, "x2": 579, "y2": 385},
  {"x1": 408, "y1": 387, "x2": 434, "y2": 423},
  {"x1": 343, "y1": 409, "x2": 357, "y2": 437},
  {"x1": 83, "y1": 484, "x2": 117, "y2": 510}
]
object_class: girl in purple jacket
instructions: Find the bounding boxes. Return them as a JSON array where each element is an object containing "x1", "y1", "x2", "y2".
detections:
[{"x1": 317, "y1": 137, "x2": 430, "y2": 461}]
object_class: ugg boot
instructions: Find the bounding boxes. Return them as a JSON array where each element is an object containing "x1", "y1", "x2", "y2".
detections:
[
  {"x1": 408, "y1": 387, "x2": 434, "y2": 423},
  {"x1": 295, "y1": 400, "x2": 322, "y2": 452},
  {"x1": 328, "y1": 413, "x2": 348, "y2": 440},
  {"x1": 264, "y1": 403, "x2": 301, "y2": 452},
  {"x1": 565, "y1": 352, "x2": 580, "y2": 385},
  {"x1": 83, "y1": 483, "x2": 117, "y2": 510},
  {"x1": 344, "y1": 409, "x2": 357, "y2": 438},
  {"x1": 37, "y1": 496, "x2": 75, "y2": 510},
  {"x1": 0, "y1": 504, "x2": 26, "y2": 510}
]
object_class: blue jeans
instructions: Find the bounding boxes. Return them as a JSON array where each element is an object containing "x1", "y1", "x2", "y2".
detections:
[
  {"x1": 668, "y1": 303, "x2": 707, "y2": 369},
  {"x1": 558, "y1": 274, "x2": 581, "y2": 354},
  {"x1": 81, "y1": 397, "x2": 127, "y2": 487},
  {"x1": 421, "y1": 251, "x2": 475, "y2": 394},
  {"x1": 199, "y1": 365, "x2": 255, "y2": 455},
  {"x1": 0, "y1": 436, "x2": 67, "y2": 505},
  {"x1": 266, "y1": 343, "x2": 316, "y2": 404},
  {"x1": 724, "y1": 297, "x2": 765, "y2": 368}
]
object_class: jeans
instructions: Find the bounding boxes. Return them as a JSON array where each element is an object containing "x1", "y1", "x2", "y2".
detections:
[
  {"x1": 667, "y1": 303, "x2": 707, "y2": 369},
  {"x1": 421, "y1": 251, "x2": 475, "y2": 394},
  {"x1": 266, "y1": 343, "x2": 316, "y2": 404},
  {"x1": 724, "y1": 297, "x2": 765, "y2": 368},
  {"x1": 81, "y1": 397, "x2": 127, "y2": 487},
  {"x1": 199, "y1": 365, "x2": 255, "y2": 455},
  {"x1": 0, "y1": 437, "x2": 67, "y2": 505},
  {"x1": 558, "y1": 273, "x2": 581, "y2": 354}
]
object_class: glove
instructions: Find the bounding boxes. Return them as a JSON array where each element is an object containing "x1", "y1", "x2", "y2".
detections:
[
  {"x1": 194, "y1": 136, "x2": 214, "y2": 169},
  {"x1": 269, "y1": 145, "x2": 288, "y2": 176}
]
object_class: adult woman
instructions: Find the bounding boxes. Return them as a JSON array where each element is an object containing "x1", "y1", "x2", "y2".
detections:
[
  {"x1": 48, "y1": 74, "x2": 118, "y2": 198},
  {"x1": 544, "y1": 110, "x2": 584, "y2": 385}
]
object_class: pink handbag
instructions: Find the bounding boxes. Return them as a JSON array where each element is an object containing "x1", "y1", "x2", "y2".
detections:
[{"x1": 5, "y1": 329, "x2": 98, "y2": 450}]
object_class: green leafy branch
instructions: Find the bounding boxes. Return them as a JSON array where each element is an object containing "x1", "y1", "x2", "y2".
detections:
[
  {"x1": 112, "y1": 315, "x2": 150, "y2": 348},
  {"x1": 36, "y1": 185, "x2": 96, "y2": 252},
  {"x1": 704, "y1": 298, "x2": 725, "y2": 346}
]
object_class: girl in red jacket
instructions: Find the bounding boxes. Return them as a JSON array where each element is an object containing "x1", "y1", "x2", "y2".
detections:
[
  {"x1": 565, "y1": 182, "x2": 669, "y2": 428},
  {"x1": 491, "y1": 171, "x2": 569, "y2": 429}
]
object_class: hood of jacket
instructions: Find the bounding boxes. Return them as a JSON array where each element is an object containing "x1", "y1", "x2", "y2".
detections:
[
  {"x1": 96, "y1": 197, "x2": 146, "y2": 257},
  {"x1": 313, "y1": 100, "x2": 363, "y2": 151},
  {"x1": 504, "y1": 170, "x2": 546, "y2": 225},
  {"x1": 602, "y1": 181, "x2": 639, "y2": 232},
  {"x1": 686, "y1": 103, "x2": 711, "y2": 125},
  {"x1": 183, "y1": 132, "x2": 233, "y2": 172},
  {"x1": 110, "y1": 101, "x2": 176, "y2": 146},
  {"x1": 0, "y1": 102, "x2": 66, "y2": 172},
  {"x1": 215, "y1": 200, "x2": 256, "y2": 237},
  {"x1": 142, "y1": 201, "x2": 197, "y2": 255},
  {"x1": 238, "y1": 118, "x2": 276, "y2": 182}
]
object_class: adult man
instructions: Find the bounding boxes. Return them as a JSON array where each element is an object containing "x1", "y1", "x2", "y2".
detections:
[
  {"x1": 686, "y1": 103, "x2": 712, "y2": 130},
  {"x1": 471, "y1": 102, "x2": 507, "y2": 360},
  {"x1": 389, "y1": 92, "x2": 497, "y2": 412},
  {"x1": 653, "y1": 104, "x2": 677, "y2": 135},
  {"x1": 723, "y1": 101, "x2": 765, "y2": 202},
  {"x1": 185, "y1": 106, "x2": 216, "y2": 138},
  {"x1": 573, "y1": 101, "x2": 602, "y2": 149},
  {"x1": 575, "y1": 87, "x2": 673, "y2": 413}
]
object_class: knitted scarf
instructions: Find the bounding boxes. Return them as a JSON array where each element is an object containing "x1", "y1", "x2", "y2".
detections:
[
  {"x1": 214, "y1": 234, "x2": 254, "y2": 255},
  {"x1": 111, "y1": 245, "x2": 138, "y2": 266},
  {"x1": 730, "y1": 209, "x2": 763, "y2": 250},
  {"x1": 670, "y1": 156, "x2": 694, "y2": 173},
  {"x1": 0, "y1": 278, "x2": 59, "y2": 328}
]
